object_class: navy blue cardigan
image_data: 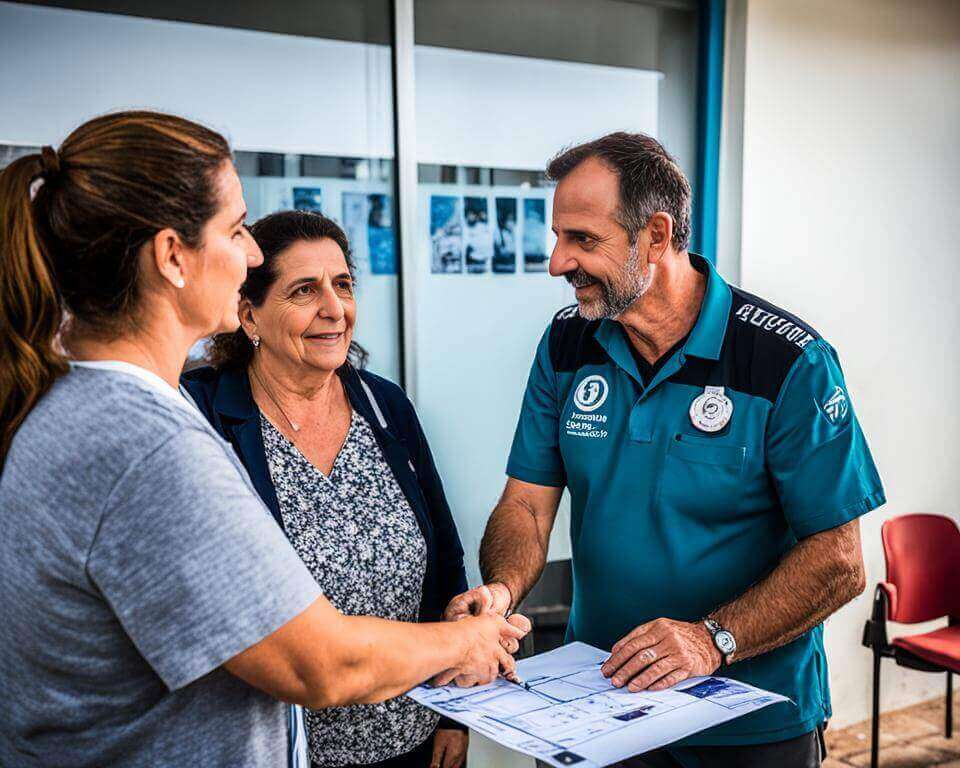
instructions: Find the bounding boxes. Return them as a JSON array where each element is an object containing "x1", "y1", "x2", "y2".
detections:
[{"x1": 181, "y1": 364, "x2": 469, "y2": 627}]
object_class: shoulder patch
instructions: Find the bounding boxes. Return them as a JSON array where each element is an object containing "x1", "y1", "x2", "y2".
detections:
[
  {"x1": 820, "y1": 385, "x2": 850, "y2": 426},
  {"x1": 548, "y1": 305, "x2": 606, "y2": 373},
  {"x1": 730, "y1": 288, "x2": 820, "y2": 351},
  {"x1": 724, "y1": 288, "x2": 822, "y2": 403},
  {"x1": 671, "y1": 289, "x2": 824, "y2": 404}
]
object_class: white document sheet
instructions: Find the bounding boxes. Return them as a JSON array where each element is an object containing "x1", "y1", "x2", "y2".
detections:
[{"x1": 408, "y1": 642, "x2": 788, "y2": 768}]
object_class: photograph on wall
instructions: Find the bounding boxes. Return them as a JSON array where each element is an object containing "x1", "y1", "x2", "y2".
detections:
[
  {"x1": 430, "y1": 195, "x2": 463, "y2": 274},
  {"x1": 341, "y1": 192, "x2": 371, "y2": 275},
  {"x1": 523, "y1": 198, "x2": 547, "y2": 272},
  {"x1": 493, "y1": 197, "x2": 517, "y2": 274},
  {"x1": 367, "y1": 193, "x2": 397, "y2": 275},
  {"x1": 293, "y1": 186, "x2": 323, "y2": 212},
  {"x1": 463, "y1": 196, "x2": 492, "y2": 274}
]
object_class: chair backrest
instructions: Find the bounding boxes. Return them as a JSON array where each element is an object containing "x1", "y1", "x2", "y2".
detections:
[{"x1": 881, "y1": 513, "x2": 960, "y2": 624}]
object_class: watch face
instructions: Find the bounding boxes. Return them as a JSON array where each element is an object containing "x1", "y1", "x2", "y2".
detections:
[{"x1": 715, "y1": 630, "x2": 736, "y2": 655}]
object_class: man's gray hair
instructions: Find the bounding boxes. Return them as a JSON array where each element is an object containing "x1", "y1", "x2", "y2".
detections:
[{"x1": 546, "y1": 132, "x2": 692, "y2": 252}]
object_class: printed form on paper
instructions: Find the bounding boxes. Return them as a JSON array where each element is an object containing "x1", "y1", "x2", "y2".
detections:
[{"x1": 408, "y1": 642, "x2": 787, "y2": 768}]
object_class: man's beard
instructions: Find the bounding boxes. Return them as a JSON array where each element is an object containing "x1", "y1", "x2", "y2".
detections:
[{"x1": 566, "y1": 245, "x2": 654, "y2": 320}]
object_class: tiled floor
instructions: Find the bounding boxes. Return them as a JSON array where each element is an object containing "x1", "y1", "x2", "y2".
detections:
[{"x1": 825, "y1": 697, "x2": 960, "y2": 767}]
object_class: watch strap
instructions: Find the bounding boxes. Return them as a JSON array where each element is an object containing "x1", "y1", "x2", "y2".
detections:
[{"x1": 702, "y1": 618, "x2": 734, "y2": 667}]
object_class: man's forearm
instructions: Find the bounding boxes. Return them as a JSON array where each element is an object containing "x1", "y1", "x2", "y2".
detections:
[
  {"x1": 479, "y1": 498, "x2": 550, "y2": 609},
  {"x1": 711, "y1": 519, "x2": 866, "y2": 662}
]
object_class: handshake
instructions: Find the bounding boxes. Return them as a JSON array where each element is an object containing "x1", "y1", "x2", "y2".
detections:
[{"x1": 433, "y1": 582, "x2": 530, "y2": 688}]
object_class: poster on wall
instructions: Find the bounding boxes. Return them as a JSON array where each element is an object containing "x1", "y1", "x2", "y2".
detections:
[
  {"x1": 493, "y1": 197, "x2": 517, "y2": 274},
  {"x1": 341, "y1": 192, "x2": 370, "y2": 275},
  {"x1": 430, "y1": 195, "x2": 463, "y2": 274},
  {"x1": 341, "y1": 192, "x2": 397, "y2": 276},
  {"x1": 463, "y1": 196, "x2": 492, "y2": 274},
  {"x1": 366, "y1": 193, "x2": 396, "y2": 275},
  {"x1": 523, "y1": 198, "x2": 547, "y2": 272},
  {"x1": 293, "y1": 186, "x2": 323, "y2": 212}
]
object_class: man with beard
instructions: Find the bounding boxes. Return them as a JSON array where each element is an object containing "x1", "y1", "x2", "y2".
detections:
[{"x1": 444, "y1": 133, "x2": 885, "y2": 767}]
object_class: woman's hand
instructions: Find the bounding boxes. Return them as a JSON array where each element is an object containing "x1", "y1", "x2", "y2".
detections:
[
  {"x1": 430, "y1": 728, "x2": 468, "y2": 768},
  {"x1": 443, "y1": 585, "x2": 531, "y2": 654},
  {"x1": 431, "y1": 613, "x2": 525, "y2": 687}
]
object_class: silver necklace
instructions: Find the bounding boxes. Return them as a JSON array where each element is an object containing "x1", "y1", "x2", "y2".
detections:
[{"x1": 250, "y1": 363, "x2": 301, "y2": 433}]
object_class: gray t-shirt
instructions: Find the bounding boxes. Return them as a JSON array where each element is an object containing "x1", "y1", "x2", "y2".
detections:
[{"x1": 0, "y1": 365, "x2": 323, "y2": 768}]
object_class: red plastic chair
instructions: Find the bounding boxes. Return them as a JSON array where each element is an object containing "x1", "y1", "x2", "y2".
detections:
[{"x1": 862, "y1": 514, "x2": 960, "y2": 768}]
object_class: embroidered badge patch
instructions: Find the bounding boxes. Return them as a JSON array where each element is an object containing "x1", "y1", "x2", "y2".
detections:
[{"x1": 821, "y1": 386, "x2": 849, "y2": 425}]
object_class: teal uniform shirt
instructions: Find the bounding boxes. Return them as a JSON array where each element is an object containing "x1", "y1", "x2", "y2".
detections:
[{"x1": 507, "y1": 255, "x2": 884, "y2": 746}]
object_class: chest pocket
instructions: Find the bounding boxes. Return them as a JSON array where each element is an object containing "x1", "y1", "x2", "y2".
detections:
[
  {"x1": 668, "y1": 432, "x2": 745, "y2": 469},
  {"x1": 659, "y1": 432, "x2": 747, "y2": 520}
]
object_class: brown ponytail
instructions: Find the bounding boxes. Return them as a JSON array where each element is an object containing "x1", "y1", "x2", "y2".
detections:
[
  {"x1": 0, "y1": 152, "x2": 69, "y2": 466},
  {"x1": 0, "y1": 111, "x2": 232, "y2": 466}
]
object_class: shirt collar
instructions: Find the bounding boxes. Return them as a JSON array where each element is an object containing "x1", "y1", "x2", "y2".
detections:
[
  {"x1": 211, "y1": 364, "x2": 373, "y2": 429},
  {"x1": 211, "y1": 364, "x2": 259, "y2": 421},
  {"x1": 593, "y1": 253, "x2": 731, "y2": 365},
  {"x1": 70, "y1": 359, "x2": 201, "y2": 417},
  {"x1": 683, "y1": 253, "x2": 732, "y2": 361}
]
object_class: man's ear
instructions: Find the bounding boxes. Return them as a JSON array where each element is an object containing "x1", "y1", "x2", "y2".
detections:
[
  {"x1": 151, "y1": 228, "x2": 187, "y2": 289},
  {"x1": 645, "y1": 212, "x2": 675, "y2": 264},
  {"x1": 238, "y1": 297, "x2": 257, "y2": 339}
]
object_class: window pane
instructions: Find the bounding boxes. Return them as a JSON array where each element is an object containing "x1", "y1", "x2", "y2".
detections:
[{"x1": 0, "y1": 1, "x2": 400, "y2": 380}]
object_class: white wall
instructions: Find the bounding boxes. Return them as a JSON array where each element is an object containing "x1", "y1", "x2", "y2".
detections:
[
  {"x1": 0, "y1": 2, "x2": 394, "y2": 156},
  {"x1": 737, "y1": 0, "x2": 960, "y2": 727}
]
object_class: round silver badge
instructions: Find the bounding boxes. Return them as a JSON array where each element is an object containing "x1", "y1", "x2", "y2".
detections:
[{"x1": 689, "y1": 385, "x2": 733, "y2": 433}]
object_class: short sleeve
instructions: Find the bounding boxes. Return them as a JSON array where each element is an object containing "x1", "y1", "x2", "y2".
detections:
[
  {"x1": 87, "y1": 427, "x2": 323, "y2": 691},
  {"x1": 506, "y1": 328, "x2": 566, "y2": 487},
  {"x1": 766, "y1": 339, "x2": 885, "y2": 539}
]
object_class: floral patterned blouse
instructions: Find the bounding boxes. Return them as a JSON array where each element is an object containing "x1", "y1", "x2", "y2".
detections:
[{"x1": 261, "y1": 409, "x2": 439, "y2": 766}]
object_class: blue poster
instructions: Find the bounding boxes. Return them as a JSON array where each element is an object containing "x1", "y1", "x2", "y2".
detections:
[
  {"x1": 293, "y1": 187, "x2": 323, "y2": 212},
  {"x1": 366, "y1": 193, "x2": 396, "y2": 275},
  {"x1": 493, "y1": 198, "x2": 517, "y2": 274},
  {"x1": 523, "y1": 198, "x2": 547, "y2": 272},
  {"x1": 341, "y1": 192, "x2": 368, "y2": 273},
  {"x1": 463, "y1": 196, "x2": 492, "y2": 274},
  {"x1": 430, "y1": 195, "x2": 463, "y2": 274}
]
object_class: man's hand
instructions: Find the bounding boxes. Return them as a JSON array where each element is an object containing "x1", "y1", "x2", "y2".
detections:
[
  {"x1": 601, "y1": 618, "x2": 721, "y2": 692},
  {"x1": 430, "y1": 728, "x2": 468, "y2": 768},
  {"x1": 444, "y1": 583, "x2": 513, "y2": 621}
]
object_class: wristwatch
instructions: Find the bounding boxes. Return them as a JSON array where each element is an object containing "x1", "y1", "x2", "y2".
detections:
[{"x1": 703, "y1": 618, "x2": 737, "y2": 667}]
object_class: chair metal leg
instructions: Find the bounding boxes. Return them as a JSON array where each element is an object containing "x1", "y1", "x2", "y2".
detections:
[
  {"x1": 871, "y1": 650, "x2": 881, "y2": 768},
  {"x1": 948, "y1": 672, "x2": 953, "y2": 739}
]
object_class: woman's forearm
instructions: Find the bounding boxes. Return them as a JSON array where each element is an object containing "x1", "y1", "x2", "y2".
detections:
[
  {"x1": 226, "y1": 593, "x2": 519, "y2": 709},
  {"x1": 314, "y1": 614, "x2": 469, "y2": 707}
]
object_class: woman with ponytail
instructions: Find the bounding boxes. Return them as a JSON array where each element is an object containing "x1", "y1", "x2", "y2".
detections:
[{"x1": 0, "y1": 112, "x2": 527, "y2": 768}]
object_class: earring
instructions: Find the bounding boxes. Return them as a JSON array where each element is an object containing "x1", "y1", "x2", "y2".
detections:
[
  {"x1": 175, "y1": 278, "x2": 186, "y2": 289},
  {"x1": 251, "y1": 335, "x2": 261, "y2": 348}
]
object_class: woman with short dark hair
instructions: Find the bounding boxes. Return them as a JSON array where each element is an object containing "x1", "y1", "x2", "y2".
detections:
[{"x1": 183, "y1": 209, "x2": 478, "y2": 768}]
